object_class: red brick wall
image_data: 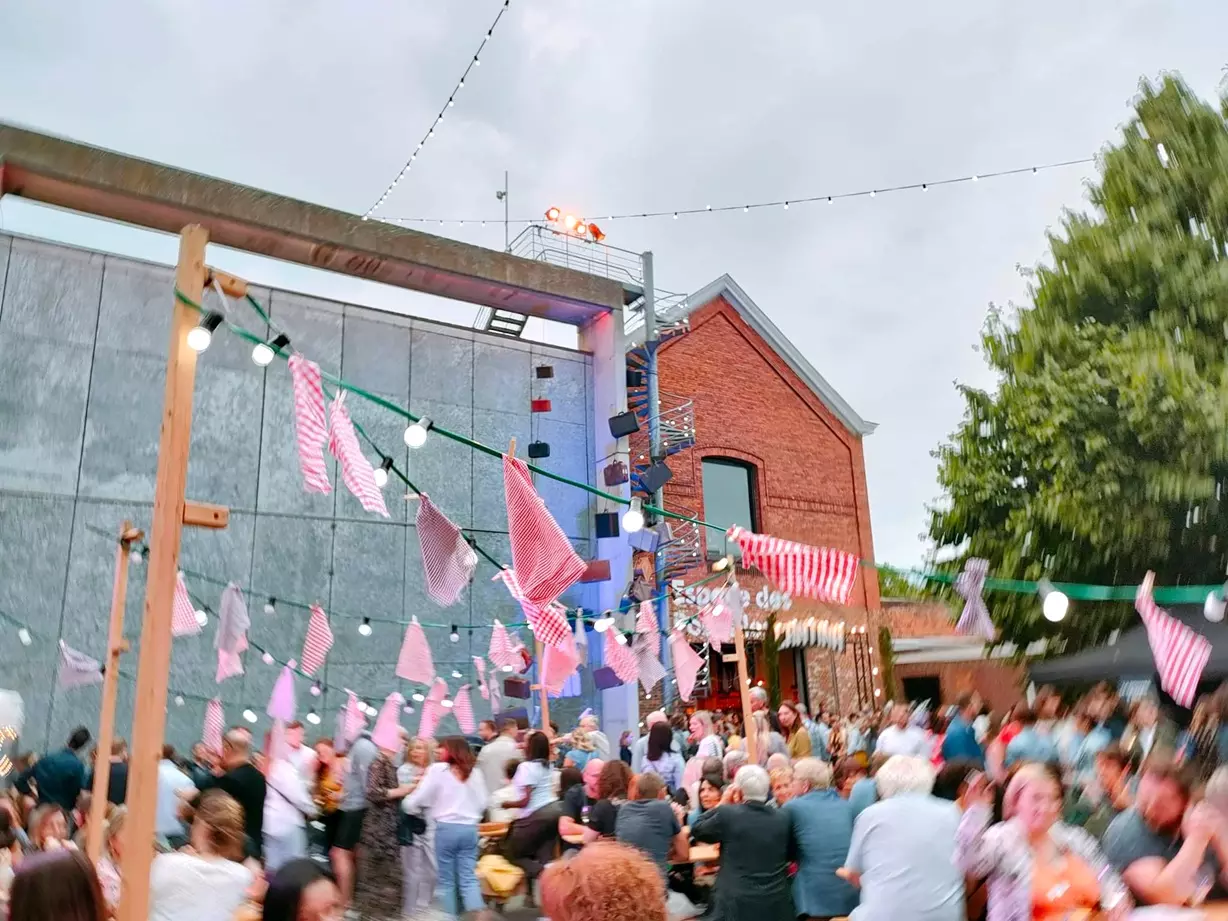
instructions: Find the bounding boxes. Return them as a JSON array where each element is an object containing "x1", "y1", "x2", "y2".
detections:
[
  {"x1": 654, "y1": 293, "x2": 885, "y2": 713},
  {"x1": 893, "y1": 661, "x2": 1025, "y2": 714}
]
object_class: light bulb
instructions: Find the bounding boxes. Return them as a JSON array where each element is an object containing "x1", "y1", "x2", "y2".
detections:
[
  {"x1": 251, "y1": 342, "x2": 275, "y2": 366},
  {"x1": 1206, "y1": 590, "x2": 1227, "y2": 623},
  {"x1": 873, "y1": 688, "x2": 882, "y2": 697},
  {"x1": 187, "y1": 312, "x2": 222, "y2": 352},
  {"x1": 404, "y1": 417, "x2": 433, "y2": 448},
  {"x1": 310, "y1": 682, "x2": 322, "y2": 696},
  {"x1": 501, "y1": 664, "x2": 514, "y2": 672},
  {"x1": 195, "y1": 609, "x2": 208, "y2": 627},
  {"x1": 306, "y1": 711, "x2": 321, "y2": 725},
  {"x1": 412, "y1": 693, "x2": 426, "y2": 702},
  {"x1": 262, "y1": 652, "x2": 274, "y2": 665},
  {"x1": 622, "y1": 498, "x2": 645, "y2": 533},
  {"x1": 615, "y1": 632, "x2": 628, "y2": 646},
  {"x1": 1042, "y1": 590, "x2": 1069, "y2": 622},
  {"x1": 359, "y1": 618, "x2": 372, "y2": 637},
  {"x1": 373, "y1": 465, "x2": 389, "y2": 488},
  {"x1": 403, "y1": 705, "x2": 415, "y2": 714},
  {"x1": 243, "y1": 709, "x2": 257, "y2": 723},
  {"x1": 593, "y1": 616, "x2": 614, "y2": 633},
  {"x1": 441, "y1": 699, "x2": 454, "y2": 709},
  {"x1": 264, "y1": 598, "x2": 276, "y2": 615},
  {"x1": 129, "y1": 548, "x2": 143, "y2": 565},
  {"x1": 174, "y1": 695, "x2": 184, "y2": 706},
  {"x1": 451, "y1": 670, "x2": 463, "y2": 679},
  {"x1": 450, "y1": 626, "x2": 460, "y2": 643}
]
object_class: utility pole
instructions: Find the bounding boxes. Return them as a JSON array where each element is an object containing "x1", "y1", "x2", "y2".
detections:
[{"x1": 641, "y1": 251, "x2": 673, "y2": 709}]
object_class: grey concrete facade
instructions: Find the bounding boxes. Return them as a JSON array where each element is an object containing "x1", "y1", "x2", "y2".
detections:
[{"x1": 0, "y1": 231, "x2": 605, "y2": 754}]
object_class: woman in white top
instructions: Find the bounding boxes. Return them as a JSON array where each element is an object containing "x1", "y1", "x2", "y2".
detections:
[
  {"x1": 403, "y1": 736, "x2": 488, "y2": 919},
  {"x1": 504, "y1": 730, "x2": 563, "y2": 880},
  {"x1": 397, "y1": 737, "x2": 436, "y2": 917},
  {"x1": 690, "y1": 710, "x2": 725, "y2": 760},
  {"x1": 149, "y1": 790, "x2": 254, "y2": 921},
  {"x1": 263, "y1": 744, "x2": 318, "y2": 872}
]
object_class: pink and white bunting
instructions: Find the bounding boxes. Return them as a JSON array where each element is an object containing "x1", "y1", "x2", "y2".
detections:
[
  {"x1": 203, "y1": 698, "x2": 225, "y2": 755},
  {"x1": 728, "y1": 526, "x2": 858, "y2": 605},
  {"x1": 300, "y1": 605, "x2": 334, "y2": 676},
  {"x1": 417, "y1": 495, "x2": 477, "y2": 607},
  {"x1": 57, "y1": 641, "x2": 103, "y2": 690},
  {"x1": 417, "y1": 678, "x2": 448, "y2": 740},
  {"x1": 541, "y1": 632, "x2": 580, "y2": 694},
  {"x1": 395, "y1": 617, "x2": 436, "y2": 683},
  {"x1": 488, "y1": 619, "x2": 525, "y2": 671},
  {"x1": 215, "y1": 583, "x2": 250, "y2": 683},
  {"x1": 493, "y1": 568, "x2": 571, "y2": 649},
  {"x1": 452, "y1": 685, "x2": 476, "y2": 734},
  {"x1": 287, "y1": 353, "x2": 332, "y2": 495},
  {"x1": 172, "y1": 571, "x2": 201, "y2": 637},
  {"x1": 503, "y1": 454, "x2": 587, "y2": 606},
  {"x1": 603, "y1": 629, "x2": 639, "y2": 684},
  {"x1": 327, "y1": 391, "x2": 389, "y2": 518},
  {"x1": 670, "y1": 631, "x2": 705, "y2": 702}
]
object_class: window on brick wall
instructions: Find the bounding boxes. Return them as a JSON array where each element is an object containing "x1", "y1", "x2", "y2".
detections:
[{"x1": 701, "y1": 458, "x2": 758, "y2": 560}]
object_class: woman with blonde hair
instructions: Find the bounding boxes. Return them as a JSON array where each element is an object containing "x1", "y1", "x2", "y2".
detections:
[
  {"x1": 957, "y1": 762, "x2": 1129, "y2": 921},
  {"x1": 751, "y1": 711, "x2": 787, "y2": 767},
  {"x1": 94, "y1": 805, "x2": 126, "y2": 915},
  {"x1": 397, "y1": 737, "x2": 435, "y2": 918},
  {"x1": 149, "y1": 790, "x2": 253, "y2": 921},
  {"x1": 540, "y1": 840, "x2": 666, "y2": 921}
]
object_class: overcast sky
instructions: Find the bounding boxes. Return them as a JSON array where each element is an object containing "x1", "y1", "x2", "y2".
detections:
[{"x1": 2, "y1": 1, "x2": 1226, "y2": 570}]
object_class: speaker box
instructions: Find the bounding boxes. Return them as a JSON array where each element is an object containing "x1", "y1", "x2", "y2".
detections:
[
  {"x1": 594, "y1": 512, "x2": 620, "y2": 539},
  {"x1": 579, "y1": 560, "x2": 611, "y2": 583},
  {"x1": 527, "y1": 441, "x2": 550, "y2": 459},
  {"x1": 493, "y1": 707, "x2": 529, "y2": 729},
  {"x1": 530, "y1": 399, "x2": 552, "y2": 413},
  {"x1": 592, "y1": 666, "x2": 624, "y2": 690},
  {"x1": 535, "y1": 365, "x2": 554, "y2": 379},
  {"x1": 628, "y1": 528, "x2": 660, "y2": 553},
  {"x1": 503, "y1": 677, "x2": 531, "y2": 699},
  {"x1": 626, "y1": 369, "x2": 644, "y2": 388},
  {"x1": 608, "y1": 411, "x2": 640, "y2": 438},
  {"x1": 603, "y1": 460, "x2": 629, "y2": 485},
  {"x1": 638, "y1": 461, "x2": 673, "y2": 494}
]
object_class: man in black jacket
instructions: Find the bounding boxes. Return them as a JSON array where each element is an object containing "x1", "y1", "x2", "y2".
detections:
[
  {"x1": 192, "y1": 728, "x2": 266, "y2": 860},
  {"x1": 15, "y1": 726, "x2": 90, "y2": 812}
]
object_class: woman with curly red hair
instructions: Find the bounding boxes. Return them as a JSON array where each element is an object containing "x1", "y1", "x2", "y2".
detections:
[{"x1": 539, "y1": 840, "x2": 667, "y2": 921}]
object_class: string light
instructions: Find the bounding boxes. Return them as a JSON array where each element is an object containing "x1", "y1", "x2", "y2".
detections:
[
  {"x1": 174, "y1": 696, "x2": 184, "y2": 706},
  {"x1": 451, "y1": 669, "x2": 463, "y2": 679},
  {"x1": 252, "y1": 333, "x2": 290, "y2": 368},
  {"x1": 262, "y1": 652, "x2": 275, "y2": 665},
  {"x1": 441, "y1": 699, "x2": 454, "y2": 709},
  {"x1": 242, "y1": 709, "x2": 257, "y2": 723},
  {"x1": 450, "y1": 625, "x2": 460, "y2": 643},
  {"x1": 359, "y1": 617, "x2": 373, "y2": 637},
  {"x1": 264, "y1": 598, "x2": 276, "y2": 615},
  {"x1": 187, "y1": 312, "x2": 223, "y2": 352},
  {"x1": 404, "y1": 417, "x2": 433, "y2": 448},
  {"x1": 379, "y1": 157, "x2": 1093, "y2": 227},
  {"x1": 129, "y1": 548, "x2": 143, "y2": 565},
  {"x1": 593, "y1": 616, "x2": 615, "y2": 633},
  {"x1": 311, "y1": 681, "x2": 322, "y2": 697},
  {"x1": 306, "y1": 710, "x2": 321, "y2": 725},
  {"x1": 194, "y1": 609, "x2": 208, "y2": 627},
  {"x1": 622, "y1": 497, "x2": 645, "y2": 533},
  {"x1": 362, "y1": 0, "x2": 513, "y2": 218},
  {"x1": 373, "y1": 457, "x2": 394, "y2": 488},
  {"x1": 412, "y1": 693, "x2": 426, "y2": 702}
]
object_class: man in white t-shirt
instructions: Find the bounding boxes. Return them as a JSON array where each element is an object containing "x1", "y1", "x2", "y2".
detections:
[
  {"x1": 875, "y1": 705, "x2": 930, "y2": 758},
  {"x1": 283, "y1": 720, "x2": 317, "y2": 784}
]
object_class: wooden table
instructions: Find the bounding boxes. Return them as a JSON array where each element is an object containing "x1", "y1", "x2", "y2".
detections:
[{"x1": 559, "y1": 833, "x2": 719, "y2": 863}]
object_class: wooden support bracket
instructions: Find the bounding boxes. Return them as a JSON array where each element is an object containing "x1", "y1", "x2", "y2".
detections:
[
  {"x1": 183, "y1": 501, "x2": 229, "y2": 529},
  {"x1": 205, "y1": 268, "x2": 248, "y2": 298}
]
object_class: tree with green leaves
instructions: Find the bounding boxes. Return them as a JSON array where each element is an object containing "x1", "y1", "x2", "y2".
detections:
[{"x1": 929, "y1": 76, "x2": 1228, "y2": 652}]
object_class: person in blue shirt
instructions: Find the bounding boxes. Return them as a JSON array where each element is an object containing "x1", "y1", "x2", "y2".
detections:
[
  {"x1": 1004, "y1": 707, "x2": 1059, "y2": 768},
  {"x1": 941, "y1": 693, "x2": 985, "y2": 767},
  {"x1": 15, "y1": 726, "x2": 91, "y2": 812}
]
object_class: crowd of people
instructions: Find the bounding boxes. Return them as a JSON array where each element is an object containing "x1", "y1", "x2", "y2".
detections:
[{"x1": 4, "y1": 680, "x2": 1228, "y2": 921}]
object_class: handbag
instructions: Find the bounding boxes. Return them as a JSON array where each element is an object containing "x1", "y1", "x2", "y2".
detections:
[{"x1": 397, "y1": 810, "x2": 427, "y2": 845}]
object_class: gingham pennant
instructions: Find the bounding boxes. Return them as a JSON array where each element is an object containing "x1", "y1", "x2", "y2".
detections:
[
  {"x1": 493, "y1": 568, "x2": 572, "y2": 649},
  {"x1": 287, "y1": 353, "x2": 332, "y2": 494},
  {"x1": 452, "y1": 685, "x2": 476, "y2": 734},
  {"x1": 172, "y1": 571, "x2": 201, "y2": 637},
  {"x1": 670, "y1": 631, "x2": 704, "y2": 701},
  {"x1": 203, "y1": 698, "x2": 225, "y2": 754},
  {"x1": 327, "y1": 391, "x2": 389, "y2": 518},
  {"x1": 954, "y1": 558, "x2": 995, "y2": 640},
  {"x1": 395, "y1": 616, "x2": 436, "y2": 683},
  {"x1": 603, "y1": 628, "x2": 639, "y2": 684},
  {"x1": 728, "y1": 525, "x2": 859, "y2": 604},
  {"x1": 300, "y1": 605, "x2": 334, "y2": 676},
  {"x1": 1136, "y1": 571, "x2": 1211, "y2": 707}
]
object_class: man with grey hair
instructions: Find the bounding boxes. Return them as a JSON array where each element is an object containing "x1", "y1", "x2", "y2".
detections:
[
  {"x1": 578, "y1": 711, "x2": 611, "y2": 761},
  {"x1": 692, "y1": 764, "x2": 795, "y2": 920},
  {"x1": 786, "y1": 758, "x2": 857, "y2": 918},
  {"x1": 750, "y1": 685, "x2": 783, "y2": 733},
  {"x1": 840, "y1": 756, "x2": 962, "y2": 921}
]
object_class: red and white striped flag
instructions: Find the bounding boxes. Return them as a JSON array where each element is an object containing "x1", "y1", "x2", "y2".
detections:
[
  {"x1": 633, "y1": 635, "x2": 666, "y2": 693},
  {"x1": 57, "y1": 641, "x2": 103, "y2": 690},
  {"x1": 728, "y1": 526, "x2": 859, "y2": 604},
  {"x1": 604, "y1": 629, "x2": 639, "y2": 684},
  {"x1": 343, "y1": 690, "x2": 365, "y2": 744},
  {"x1": 503, "y1": 454, "x2": 587, "y2": 606},
  {"x1": 488, "y1": 620, "x2": 524, "y2": 671},
  {"x1": 416, "y1": 495, "x2": 477, "y2": 607},
  {"x1": 493, "y1": 569, "x2": 572, "y2": 649},
  {"x1": 473, "y1": 657, "x2": 490, "y2": 699},
  {"x1": 670, "y1": 632, "x2": 704, "y2": 701},
  {"x1": 172, "y1": 572, "x2": 202, "y2": 637},
  {"x1": 1136, "y1": 571, "x2": 1211, "y2": 707},
  {"x1": 541, "y1": 632, "x2": 580, "y2": 694},
  {"x1": 453, "y1": 685, "x2": 476, "y2": 734},
  {"x1": 636, "y1": 600, "x2": 660, "y2": 647},
  {"x1": 417, "y1": 678, "x2": 448, "y2": 739},
  {"x1": 327, "y1": 391, "x2": 389, "y2": 518},
  {"x1": 300, "y1": 605, "x2": 334, "y2": 676},
  {"x1": 702, "y1": 589, "x2": 734, "y2": 646},
  {"x1": 203, "y1": 698, "x2": 225, "y2": 755},
  {"x1": 395, "y1": 617, "x2": 436, "y2": 683},
  {"x1": 287, "y1": 353, "x2": 332, "y2": 495}
]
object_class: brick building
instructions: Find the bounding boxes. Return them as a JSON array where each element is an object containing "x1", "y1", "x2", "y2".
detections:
[{"x1": 630, "y1": 275, "x2": 1023, "y2": 716}]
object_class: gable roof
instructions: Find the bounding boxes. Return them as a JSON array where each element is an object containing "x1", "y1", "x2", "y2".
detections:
[{"x1": 627, "y1": 274, "x2": 876, "y2": 437}]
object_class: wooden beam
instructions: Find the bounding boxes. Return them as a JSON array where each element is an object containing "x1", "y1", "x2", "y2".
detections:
[
  {"x1": 117, "y1": 225, "x2": 209, "y2": 921},
  {"x1": 85, "y1": 520, "x2": 141, "y2": 863},
  {"x1": 733, "y1": 622, "x2": 758, "y2": 766},
  {"x1": 182, "y1": 501, "x2": 229, "y2": 529},
  {"x1": 205, "y1": 267, "x2": 248, "y2": 298}
]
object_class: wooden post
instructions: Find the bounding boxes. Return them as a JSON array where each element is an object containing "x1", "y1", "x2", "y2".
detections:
[
  {"x1": 733, "y1": 622, "x2": 758, "y2": 766},
  {"x1": 85, "y1": 521, "x2": 142, "y2": 863},
  {"x1": 535, "y1": 639, "x2": 550, "y2": 732},
  {"x1": 117, "y1": 225, "x2": 209, "y2": 921}
]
